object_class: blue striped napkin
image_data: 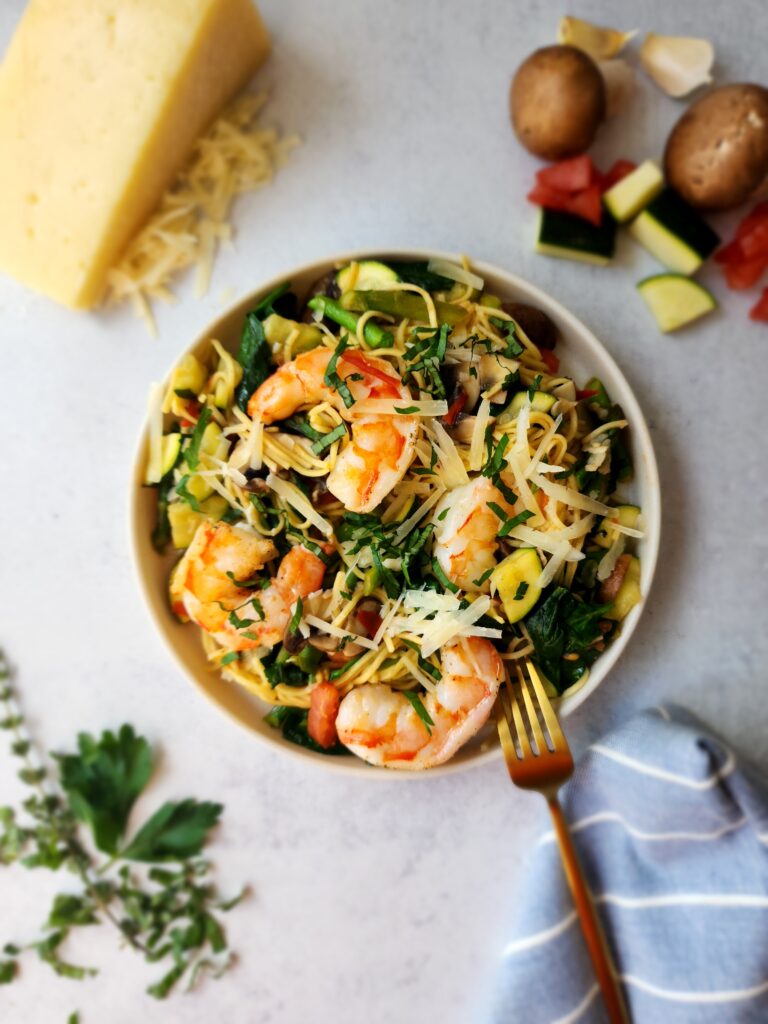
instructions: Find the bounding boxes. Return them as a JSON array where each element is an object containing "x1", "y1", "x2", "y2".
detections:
[{"x1": 492, "y1": 705, "x2": 768, "y2": 1024}]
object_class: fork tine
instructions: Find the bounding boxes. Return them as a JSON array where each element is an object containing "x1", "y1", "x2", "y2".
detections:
[
  {"x1": 502, "y1": 675, "x2": 532, "y2": 759},
  {"x1": 495, "y1": 694, "x2": 518, "y2": 767},
  {"x1": 525, "y1": 658, "x2": 567, "y2": 750},
  {"x1": 515, "y1": 663, "x2": 548, "y2": 755}
]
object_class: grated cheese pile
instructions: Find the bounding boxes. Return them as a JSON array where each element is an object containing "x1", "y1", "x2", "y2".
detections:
[{"x1": 105, "y1": 93, "x2": 299, "y2": 333}]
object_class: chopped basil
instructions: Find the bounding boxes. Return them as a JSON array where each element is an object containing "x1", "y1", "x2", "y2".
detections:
[
  {"x1": 528, "y1": 374, "x2": 543, "y2": 402},
  {"x1": 404, "y1": 691, "x2": 434, "y2": 735},
  {"x1": 220, "y1": 652, "x2": 240, "y2": 667},
  {"x1": 472, "y1": 567, "x2": 494, "y2": 588},
  {"x1": 323, "y1": 335, "x2": 355, "y2": 408},
  {"x1": 310, "y1": 423, "x2": 347, "y2": 454},
  {"x1": 287, "y1": 597, "x2": 303, "y2": 636},
  {"x1": 395, "y1": 405, "x2": 419, "y2": 414},
  {"x1": 175, "y1": 475, "x2": 201, "y2": 512},
  {"x1": 482, "y1": 433, "x2": 510, "y2": 479},
  {"x1": 185, "y1": 406, "x2": 212, "y2": 471},
  {"x1": 499, "y1": 509, "x2": 535, "y2": 538},
  {"x1": 431, "y1": 557, "x2": 459, "y2": 593},
  {"x1": 514, "y1": 581, "x2": 529, "y2": 601},
  {"x1": 436, "y1": 507, "x2": 449, "y2": 521}
]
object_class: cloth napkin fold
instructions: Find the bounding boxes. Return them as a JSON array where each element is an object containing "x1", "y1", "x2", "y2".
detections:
[{"x1": 492, "y1": 705, "x2": 768, "y2": 1024}]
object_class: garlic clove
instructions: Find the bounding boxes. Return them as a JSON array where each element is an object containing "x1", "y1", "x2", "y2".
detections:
[
  {"x1": 557, "y1": 16, "x2": 636, "y2": 60},
  {"x1": 599, "y1": 59, "x2": 636, "y2": 118},
  {"x1": 639, "y1": 33, "x2": 714, "y2": 98}
]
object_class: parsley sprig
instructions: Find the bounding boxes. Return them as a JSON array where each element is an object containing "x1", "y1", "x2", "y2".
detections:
[{"x1": 0, "y1": 652, "x2": 244, "y2": 999}]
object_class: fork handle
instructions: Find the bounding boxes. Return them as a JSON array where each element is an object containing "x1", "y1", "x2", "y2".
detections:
[{"x1": 548, "y1": 797, "x2": 629, "y2": 1024}]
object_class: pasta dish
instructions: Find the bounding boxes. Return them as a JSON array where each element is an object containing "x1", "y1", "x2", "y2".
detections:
[{"x1": 145, "y1": 257, "x2": 643, "y2": 769}]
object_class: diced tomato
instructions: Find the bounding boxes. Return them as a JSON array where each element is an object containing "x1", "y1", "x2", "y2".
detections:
[
  {"x1": 576, "y1": 388, "x2": 599, "y2": 400},
  {"x1": 724, "y1": 256, "x2": 768, "y2": 290},
  {"x1": 749, "y1": 287, "x2": 768, "y2": 322},
  {"x1": 307, "y1": 682, "x2": 340, "y2": 749},
  {"x1": 340, "y1": 350, "x2": 400, "y2": 390},
  {"x1": 540, "y1": 349, "x2": 560, "y2": 374},
  {"x1": 536, "y1": 155, "x2": 597, "y2": 193},
  {"x1": 356, "y1": 608, "x2": 382, "y2": 638},
  {"x1": 739, "y1": 220, "x2": 768, "y2": 260},
  {"x1": 736, "y1": 202, "x2": 768, "y2": 241},
  {"x1": 565, "y1": 184, "x2": 603, "y2": 226},
  {"x1": 715, "y1": 238, "x2": 747, "y2": 264},
  {"x1": 599, "y1": 159, "x2": 637, "y2": 192},
  {"x1": 527, "y1": 182, "x2": 574, "y2": 213},
  {"x1": 528, "y1": 182, "x2": 602, "y2": 226},
  {"x1": 443, "y1": 392, "x2": 467, "y2": 426}
]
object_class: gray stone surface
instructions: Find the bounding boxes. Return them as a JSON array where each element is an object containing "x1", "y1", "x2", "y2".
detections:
[{"x1": 1, "y1": 1, "x2": 766, "y2": 1021}]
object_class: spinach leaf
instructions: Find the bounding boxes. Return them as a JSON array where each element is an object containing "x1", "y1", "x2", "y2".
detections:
[
  {"x1": 235, "y1": 313, "x2": 271, "y2": 412},
  {"x1": 525, "y1": 588, "x2": 611, "y2": 693},
  {"x1": 184, "y1": 406, "x2": 212, "y2": 471},
  {"x1": 387, "y1": 261, "x2": 454, "y2": 292}
]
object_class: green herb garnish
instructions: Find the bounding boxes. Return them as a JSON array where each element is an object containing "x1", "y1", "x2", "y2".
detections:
[
  {"x1": 403, "y1": 691, "x2": 434, "y2": 735},
  {"x1": 0, "y1": 652, "x2": 242, "y2": 998},
  {"x1": 431, "y1": 557, "x2": 459, "y2": 593},
  {"x1": 175, "y1": 475, "x2": 201, "y2": 512},
  {"x1": 311, "y1": 423, "x2": 347, "y2": 454},
  {"x1": 323, "y1": 334, "x2": 355, "y2": 408},
  {"x1": 498, "y1": 509, "x2": 535, "y2": 537},
  {"x1": 514, "y1": 581, "x2": 529, "y2": 601}
]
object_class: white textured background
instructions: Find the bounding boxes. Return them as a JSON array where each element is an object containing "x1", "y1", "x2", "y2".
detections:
[{"x1": 1, "y1": 1, "x2": 767, "y2": 1022}]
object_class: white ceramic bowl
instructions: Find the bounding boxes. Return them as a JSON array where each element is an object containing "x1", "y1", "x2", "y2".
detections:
[{"x1": 131, "y1": 249, "x2": 660, "y2": 778}]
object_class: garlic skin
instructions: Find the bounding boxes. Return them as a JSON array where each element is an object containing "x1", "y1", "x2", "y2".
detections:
[
  {"x1": 599, "y1": 59, "x2": 636, "y2": 118},
  {"x1": 640, "y1": 33, "x2": 714, "y2": 98},
  {"x1": 557, "y1": 16, "x2": 636, "y2": 61}
]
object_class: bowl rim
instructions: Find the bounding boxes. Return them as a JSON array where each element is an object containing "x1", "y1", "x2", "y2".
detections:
[{"x1": 129, "y1": 247, "x2": 661, "y2": 780}]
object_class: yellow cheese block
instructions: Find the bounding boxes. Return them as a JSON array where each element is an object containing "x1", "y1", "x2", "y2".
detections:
[{"x1": 0, "y1": 0, "x2": 270, "y2": 309}]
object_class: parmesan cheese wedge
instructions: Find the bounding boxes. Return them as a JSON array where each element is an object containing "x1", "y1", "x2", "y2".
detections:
[{"x1": 0, "y1": 0, "x2": 270, "y2": 308}]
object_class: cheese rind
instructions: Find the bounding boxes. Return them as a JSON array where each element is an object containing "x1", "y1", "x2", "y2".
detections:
[{"x1": 0, "y1": 0, "x2": 270, "y2": 308}]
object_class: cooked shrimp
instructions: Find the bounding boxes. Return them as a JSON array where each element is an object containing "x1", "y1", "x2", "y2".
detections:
[
  {"x1": 432, "y1": 476, "x2": 517, "y2": 592},
  {"x1": 247, "y1": 347, "x2": 418, "y2": 513},
  {"x1": 335, "y1": 637, "x2": 504, "y2": 769},
  {"x1": 170, "y1": 520, "x2": 327, "y2": 652}
]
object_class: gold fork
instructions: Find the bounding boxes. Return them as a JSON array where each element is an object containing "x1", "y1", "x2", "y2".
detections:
[{"x1": 496, "y1": 658, "x2": 628, "y2": 1024}]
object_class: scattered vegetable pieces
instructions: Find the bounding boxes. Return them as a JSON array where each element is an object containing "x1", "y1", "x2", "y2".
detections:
[
  {"x1": 715, "y1": 203, "x2": 768, "y2": 290},
  {"x1": 664, "y1": 85, "x2": 768, "y2": 211},
  {"x1": 528, "y1": 155, "x2": 636, "y2": 228},
  {"x1": 636, "y1": 274, "x2": 716, "y2": 332},
  {"x1": 510, "y1": 45, "x2": 605, "y2": 160},
  {"x1": 557, "y1": 16, "x2": 636, "y2": 61},
  {"x1": 639, "y1": 33, "x2": 714, "y2": 98},
  {"x1": 749, "y1": 288, "x2": 768, "y2": 322}
]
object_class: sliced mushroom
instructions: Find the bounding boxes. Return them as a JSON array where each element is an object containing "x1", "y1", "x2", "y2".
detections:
[{"x1": 501, "y1": 302, "x2": 559, "y2": 349}]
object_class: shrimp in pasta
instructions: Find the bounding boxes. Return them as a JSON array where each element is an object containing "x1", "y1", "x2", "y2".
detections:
[
  {"x1": 248, "y1": 346, "x2": 418, "y2": 513},
  {"x1": 335, "y1": 637, "x2": 505, "y2": 769},
  {"x1": 170, "y1": 521, "x2": 327, "y2": 651}
]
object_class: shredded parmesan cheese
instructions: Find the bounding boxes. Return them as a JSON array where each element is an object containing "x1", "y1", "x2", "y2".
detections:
[
  {"x1": 429, "y1": 420, "x2": 470, "y2": 488},
  {"x1": 393, "y1": 486, "x2": 446, "y2": 544},
  {"x1": 536, "y1": 540, "x2": 572, "y2": 589},
  {"x1": 106, "y1": 94, "x2": 299, "y2": 332},
  {"x1": 352, "y1": 399, "x2": 448, "y2": 417},
  {"x1": 303, "y1": 615, "x2": 377, "y2": 651},
  {"x1": 470, "y1": 398, "x2": 491, "y2": 472},
  {"x1": 597, "y1": 534, "x2": 626, "y2": 581},
  {"x1": 265, "y1": 473, "x2": 333, "y2": 536},
  {"x1": 144, "y1": 382, "x2": 164, "y2": 484},
  {"x1": 426, "y1": 257, "x2": 484, "y2": 291}
]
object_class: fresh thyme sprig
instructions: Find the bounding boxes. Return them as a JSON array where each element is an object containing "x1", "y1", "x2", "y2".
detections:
[{"x1": 0, "y1": 651, "x2": 245, "y2": 999}]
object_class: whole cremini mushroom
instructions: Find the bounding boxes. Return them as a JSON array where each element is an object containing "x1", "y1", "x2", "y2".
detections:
[
  {"x1": 510, "y1": 45, "x2": 606, "y2": 160},
  {"x1": 664, "y1": 84, "x2": 768, "y2": 211}
]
